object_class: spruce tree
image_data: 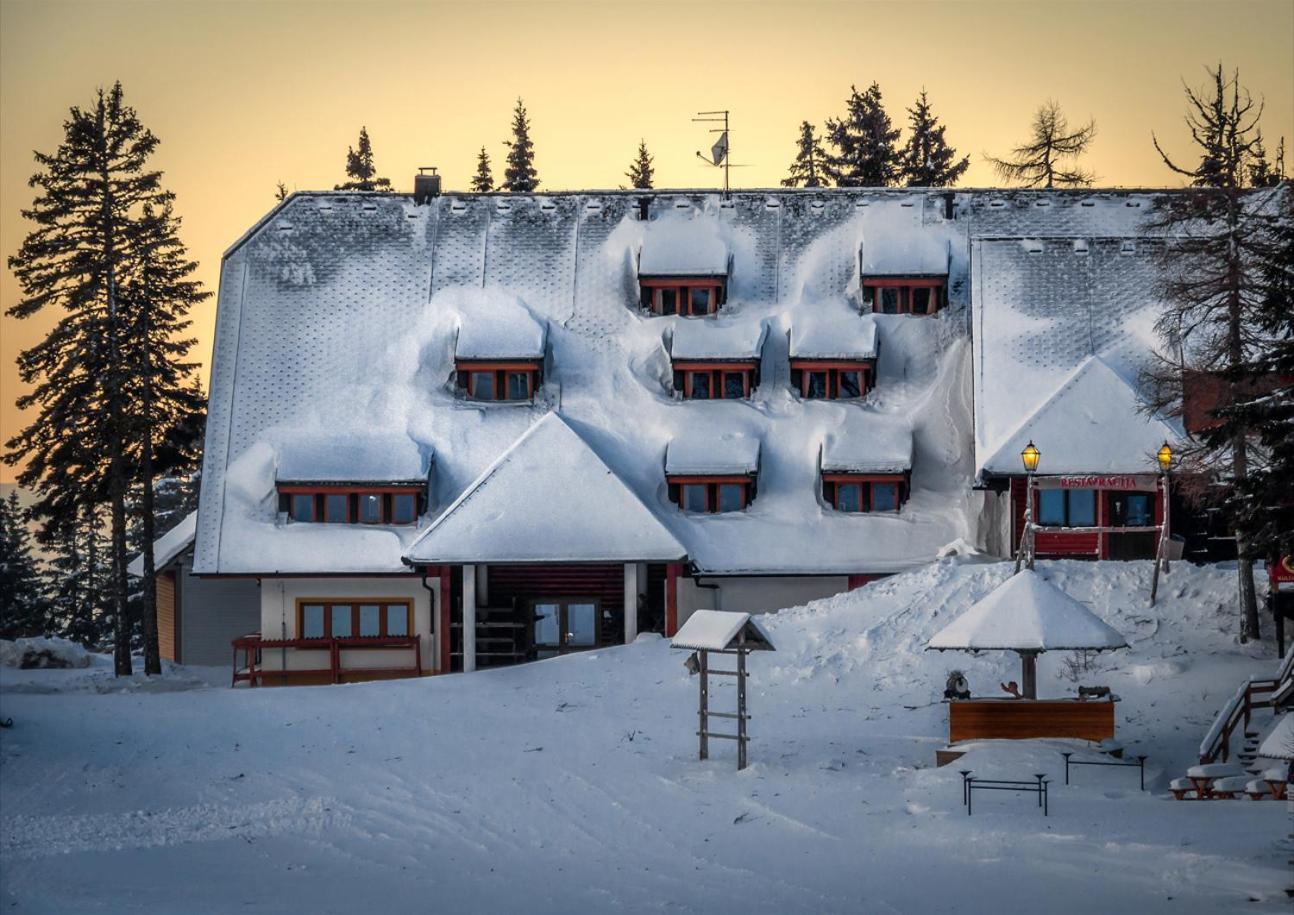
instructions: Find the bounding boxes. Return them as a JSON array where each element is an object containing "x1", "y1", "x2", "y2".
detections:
[
  {"x1": 900, "y1": 90, "x2": 970, "y2": 187},
  {"x1": 5, "y1": 82, "x2": 169, "y2": 675},
  {"x1": 335, "y1": 126, "x2": 392, "y2": 191},
  {"x1": 471, "y1": 146, "x2": 495, "y2": 193},
  {"x1": 625, "y1": 140, "x2": 655, "y2": 190},
  {"x1": 987, "y1": 99, "x2": 1096, "y2": 187},
  {"x1": 825, "y1": 83, "x2": 902, "y2": 187},
  {"x1": 502, "y1": 98, "x2": 540, "y2": 192},
  {"x1": 1142, "y1": 65, "x2": 1277, "y2": 640},
  {"x1": 781, "y1": 121, "x2": 829, "y2": 188},
  {"x1": 0, "y1": 492, "x2": 49, "y2": 640},
  {"x1": 47, "y1": 507, "x2": 112, "y2": 647}
]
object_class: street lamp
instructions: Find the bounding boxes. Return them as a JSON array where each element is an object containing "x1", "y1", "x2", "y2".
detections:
[
  {"x1": 1156, "y1": 441, "x2": 1173, "y2": 473},
  {"x1": 1021, "y1": 441, "x2": 1041, "y2": 474},
  {"x1": 1016, "y1": 441, "x2": 1041, "y2": 572},
  {"x1": 1151, "y1": 441, "x2": 1174, "y2": 604}
]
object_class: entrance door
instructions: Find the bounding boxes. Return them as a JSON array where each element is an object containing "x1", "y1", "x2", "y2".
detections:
[
  {"x1": 1107, "y1": 492, "x2": 1157, "y2": 559},
  {"x1": 532, "y1": 599, "x2": 600, "y2": 659}
]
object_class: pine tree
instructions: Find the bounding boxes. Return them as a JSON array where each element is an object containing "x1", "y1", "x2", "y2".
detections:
[
  {"x1": 825, "y1": 83, "x2": 902, "y2": 187},
  {"x1": 900, "y1": 90, "x2": 970, "y2": 187},
  {"x1": 1142, "y1": 65, "x2": 1276, "y2": 640},
  {"x1": 335, "y1": 126, "x2": 392, "y2": 192},
  {"x1": 781, "y1": 121, "x2": 829, "y2": 188},
  {"x1": 987, "y1": 99, "x2": 1096, "y2": 187},
  {"x1": 47, "y1": 506, "x2": 112, "y2": 647},
  {"x1": 5, "y1": 83, "x2": 170, "y2": 675},
  {"x1": 0, "y1": 492, "x2": 49, "y2": 640},
  {"x1": 471, "y1": 146, "x2": 495, "y2": 193},
  {"x1": 624, "y1": 140, "x2": 655, "y2": 190},
  {"x1": 502, "y1": 98, "x2": 540, "y2": 193}
]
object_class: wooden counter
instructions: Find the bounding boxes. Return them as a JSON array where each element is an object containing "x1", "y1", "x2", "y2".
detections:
[{"x1": 948, "y1": 698, "x2": 1115, "y2": 744}]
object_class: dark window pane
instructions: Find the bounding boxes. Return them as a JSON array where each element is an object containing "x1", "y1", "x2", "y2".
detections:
[
  {"x1": 330, "y1": 604, "x2": 353, "y2": 638},
  {"x1": 566, "y1": 603, "x2": 596, "y2": 646},
  {"x1": 880, "y1": 288, "x2": 901, "y2": 314},
  {"x1": 806, "y1": 371, "x2": 828, "y2": 399},
  {"x1": 358, "y1": 604, "x2": 381, "y2": 637},
  {"x1": 690, "y1": 287, "x2": 712, "y2": 315},
  {"x1": 1068, "y1": 489, "x2": 1096, "y2": 526},
  {"x1": 838, "y1": 371, "x2": 861, "y2": 398},
  {"x1": 506, "y1": 371, "x2": 530, "y2": 401},
  {"x1": 871, "y1": 483, "x2": 899, "y2": 512},
  {"x1": 1126, "y1": 493, "x2": 1153, "y2": 527},
  {"x1": 324, "y1": 494, "x2": 348, "y2": 523},
  {"x1": 837, "y1": 483, "x2": 862, "y2": 512},
  {"x1": 689, "y1": 373, "x2": 712, "y2": 399},
  {"x1": 723, "y1": 373, "x2": 745, "y2": 399},
  {"x1": 358, "y1": 493, "x2": 383, "y2": 524},
  {"x1": 534, "y1": 602, "x2": 560, "y2": 647},
  {"x1": 302, "y1": 604, "x2": 325, "y2": 638},
  {"x1": 469, "y1": 372, "x2": 495, "y2": 400},
  {"x1": 717, "y1": 484, "x2": 745, "y2": 512},
  {"x1": 911, "y1": 287, "x2": 932, "y2": 315},
  {"x1": 682, "y1": 485, "x2": 708, "y2": 512},
  {"x1": 1038, "y1": 489, "x2": 1065, "y2": 526},
  {"x1": 290, "y1": 494, "x2": 315, "y2": 522},
  {"x1": 385, "y1": 604, "x2": 409, "y2": 637},
  {"x1": 391, "y1": 493, "x2": 417, "y2": 525},
  {"x1": 655, "y1": 288, "x2": 676, "y2": 315}
]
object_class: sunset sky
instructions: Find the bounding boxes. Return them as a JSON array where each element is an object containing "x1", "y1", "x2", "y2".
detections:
[{"x1": 1, "y1": 0, "x2": 1291, "y2": 482}]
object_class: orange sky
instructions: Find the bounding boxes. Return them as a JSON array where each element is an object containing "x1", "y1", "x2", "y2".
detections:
[{"x1": 2, "y1": 0, "x2": 1291, "y2": 482}]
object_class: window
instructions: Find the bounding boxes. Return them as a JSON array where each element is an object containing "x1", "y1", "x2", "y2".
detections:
[
  {"x1": 791, "y1": 362, "x2": 874, "y2": 399},
  {"x1": 689, "y1": 287, "x2": 712, "y2": 315},
  {"x1": 1036, "y1": 489, "x2": 1097, "y2": 527},
  {"x1": 655, "y1": 287, "x2": 677, "y2": 315},
  {"x1": 838, "y1": 371, "x2": 862, "y2": 398},
  {"x1": 863, "y1": 280, "x2": 944, "y2": 316},
  {"x1": 297, "y1": 600, "x2": 413, "y2": 639},
  {"x1": 323, "y1": 493, "x2": 349, "y2": 523},
  {"x1": 688, "y1": 372, "x2": 712, "y2": 400},
  {"x1": 722, "y1": 372, "x2": 746, "y2": 400},
  {"x1": 469, "y1": 372, "x2": 496, "y2": 400},
  {"x1": 281, "y1": 488, "x2": 423, "y2": 525},
  {"x1": 457, "y1": 362, "x2": 542, "y2": 402},
  {"x1": 823, "y1": 476, "x2": 907, "y2": 512},
  {"x1": 358, "y1": 493, "x2": 383, "y2": 524},
  {"x1": 506, "y1": 371, "x2": 531, "y2": 401},
  {"x1": 391, "y1": 493, "x2": 418, "y2": 525},
  {"x1": 676, "y1": 364, "x2": 755, "y2": 400},
  {"x1": 670, "y1": 478, "x2": 752, "y2": 513},
  {"x1": 806, "y1": 371, "x2": 828, "y2": 399},
  {"x1": 532, "y1": 599, "x2": 600, "y2": 657},
  {"x1": 643, "y1": 280, "x2": 725, "y2": 316},
  {"x1": 290, "y1": 493, "x2": 316, "y2": 522}
]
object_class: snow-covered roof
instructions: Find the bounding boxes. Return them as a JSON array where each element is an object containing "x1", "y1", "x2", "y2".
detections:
[
  {"x1": 670, "y1": 320, "x2": 766, "y2": 361},
  {"x1": 666, "y1": 431, "x2": 760, "y2": 476},
  {"x1": 126, "y1": 511, "x2": 197, "y2": 577},
  {"x1": 861, "y1": 231, "x2": 949, "y2": 277},
  {"x1": 790, "y1": 312, "x2": 878, "y2": 360},
  {"x1": 276, "y1": 433, "x2": 431, "y2": 483},
  {"x1": 972, "y1": 233, "x2": 1183, "y2": 478},
  {"x1": 639, "y1": 216, "x2": 729, "y2": 277},
  {"x1": 927, "y1": 569, "x2": 1128, "y2": 652},
  {"x1": 1258, "y1": 713, "x2": 1294, "y2": 760},
  {"x1": 405, "y1": 413, "x2": 686, "y2": 564},
  {"x1": 979, "y1": 355, "x2": 1179, "y2": 476},
  {"x1": 671, "y1": 610, "x2": 775, "y2": 652},
  {"x1": 454, "y1": 289, "x2": 546, "y2": 360},
  {"x1": 821, "y1": 417, "x2": 912, "y2": 474}
]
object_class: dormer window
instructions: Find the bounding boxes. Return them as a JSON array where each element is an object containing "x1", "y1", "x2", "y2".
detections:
[
  {"x1": 862, "y1": 279, "x2": 944, "y2": 315},
  {"x1": 643, "y1": 279, "x2": 727, "y2": 316},
  {"x1": 455, "y1": 360, "x2": 542, "y2": 402},
  {"x1": 789, "y1": 315, "x2": 878, "y2": 398},
  {"x1": 790, "y1": 362, "x2": 874, "y2": 400},
  {"x1": 673, "y1": 363, "x2": 757, "y2": 400},
  {"x1": 664, "y1": 433, "x2": 760, "y2": 513},
  {"x1": 668, "y1": 476, "x2": 752, "y2": 513},
  {"x1": 822, "y1": 474, "x2": 908, "y2": 513},
  {"x1": 280, "y1": 486, "x2": 426, "y2": 525},
  {"x1": 637, "y1": 218, "x2": 730, "y2": 317},
  {"x1": 669, "y1": 320, "x2": 765, "y2": 399}
]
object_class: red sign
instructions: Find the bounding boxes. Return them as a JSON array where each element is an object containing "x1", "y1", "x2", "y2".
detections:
[
  {"x1": 1271, "y1": 555, "x2": 1294, "y2": 587},
  {"x1": 1056, "y1": 475, "x2": 1151, "y2": 491}
]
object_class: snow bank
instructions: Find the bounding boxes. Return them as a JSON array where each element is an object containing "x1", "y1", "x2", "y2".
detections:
[{"x1": 0, "y1": 637, "x2": 92, "y2": 670}]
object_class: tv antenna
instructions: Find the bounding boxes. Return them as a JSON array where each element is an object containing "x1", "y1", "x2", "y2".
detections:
[{"x1": 693, "y1": 109, "x2": 730, "y2": 196}]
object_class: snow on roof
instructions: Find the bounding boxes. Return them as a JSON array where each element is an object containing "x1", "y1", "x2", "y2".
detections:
[
  {"x1": 1258, "y1": 713, "x2": 1294, "y2": 760},
  {"x1": 821, "y1": 416, "x2": 912, "y2": 474},
  {"x1": 453, "y1": 289, "x2": 546, "y2": 360},
  {"x1": 405, "y1": 413, "x2": 686, "y2": 564},
  {"x1": 927, "y1": 569, "x2": 1128, "y2": 652},
  {"x1": 861, "y1": 231, "x2": 948, "y2": 277},
  {"x1": 670, "y1": 319, "x2": 767, "y2": 361},
  {"x1": 671, "y1": 610, "x2": 775, "y2": 652},
  {"x1": 638, "y1": 215, "x2": 729, "y2": 277},
  {"x1": 126, "y1": 511, "x2": 197, "y2": 577},
  {"x1": 790, "y1": 312, "x2": 878, "y2": 360},
  {"x1": 276, "y1": 433, "x2": 431, "y2": 483},
  {"x1": 972, "y1": 235, "x2": 1181, "y2": 478},
  {"x1": 980, "y1": 355, "x2": 1178, "y2": 476},
  {"x1": 666, "y1": 431, "x2": 760, "y2": 476}
]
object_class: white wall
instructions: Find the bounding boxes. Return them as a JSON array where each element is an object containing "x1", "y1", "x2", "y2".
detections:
[
  {"x1": 258, "y1": 577, "x2": 437, "y2": 674},
  {"x1": 676, "y1": 575, "x2": 852, "y2": 628}
]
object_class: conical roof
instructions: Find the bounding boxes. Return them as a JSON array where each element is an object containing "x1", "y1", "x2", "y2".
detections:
[
  {"x1": 1258, "y1": 714, "x2": 1294, "y2": 761},
  {"x1": 928, "y1": 569, "x2": 1127, "y2": 652}
]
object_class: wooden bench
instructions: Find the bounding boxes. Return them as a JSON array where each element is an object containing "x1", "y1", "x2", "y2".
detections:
[{"x1": 949, "y1": 698, "x2": 1116, "y2": 744}]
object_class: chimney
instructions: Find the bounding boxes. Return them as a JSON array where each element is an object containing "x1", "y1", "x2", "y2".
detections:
[
  {"x1": 637, "y1": 196, "x2": 650, "y2": 221},
  {"x1": 414, "y1": 167, "x2": 442, "y2": 205}
]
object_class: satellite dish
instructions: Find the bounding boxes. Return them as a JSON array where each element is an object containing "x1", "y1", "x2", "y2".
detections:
[{"x1": 710, "y1": 131, "x2": 729, "y2": 166}]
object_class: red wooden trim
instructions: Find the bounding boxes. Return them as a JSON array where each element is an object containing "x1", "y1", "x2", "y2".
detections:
[
  {"x1": 862, "y1": 277, "x2": 944, "y2": 287},
  {"x1": 667, "y1": 475, "x2": 753, "y2": 484},
  {"x1": 672, "y1": 360, "x2": 758, "y2": 370},
  {"x1": 789, "y1": 359, "x2": 875, "y2": 370},
  {"x1": 455, "y1": 360, "x2": 543, "y2": 371},
  {"x1": 848, "y1": 574, "x2": 881, "y2": 590},
  {"x1": 822, "y1": 473, "x2": 906, "y2": 484},
  {"x1": 277, "y1": 484, "x2": 421, "y2": 494},
  {"x1": 665, "y1": 563, "x2": 680, "y2": 636}
]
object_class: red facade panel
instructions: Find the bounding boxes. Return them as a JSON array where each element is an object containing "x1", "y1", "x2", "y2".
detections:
[{"x1": 487, "y1": 564, "x2": 625, "y2": 617}]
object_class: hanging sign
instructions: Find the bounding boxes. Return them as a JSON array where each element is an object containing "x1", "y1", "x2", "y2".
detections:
[{"x1": 1271, "y1": 555, "x2": 1294, "y2": 588}]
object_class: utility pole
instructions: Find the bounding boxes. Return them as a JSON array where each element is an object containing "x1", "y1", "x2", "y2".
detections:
[{"x1": 694, "y1": 109, "x2": 730, "y2": 196}]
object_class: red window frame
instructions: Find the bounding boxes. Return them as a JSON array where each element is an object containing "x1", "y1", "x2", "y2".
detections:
[
  {"x1": 673, "y1": 361, "x2": 756, "y2": 400},
  {"x1": 455, "y1": 360, "x2": 541, "y2": 402},
  {"x1": 862, "y1": 278, "x2": 944, "y2": 315},
  {"x1": 667, "y1": 475, "x2": 751, "y2": 513},
  {"x1": 297, "y1": 599, "x2": 414, "y2": 639},
  {"x1": 790, "y1": 360, "x2": 875, "y2": 399},
  {"x1": 822, "y1": 473, "x2": 908, "y2": 513},
  {"x1": 641, "y1": 278, "x2": 725, "y2": 316},
  {"x1": 280, "y1": 486, "x2": 424, "y2": 525}
]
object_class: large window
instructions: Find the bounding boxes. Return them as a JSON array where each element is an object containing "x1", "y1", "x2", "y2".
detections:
[
  {"x1": 669, "y1": 477, "x2": 752, "y2": 513},
  {"x1": 822, "y1": 475, "x2": 908, "y2": 513},
  {"x1": 1036, "y1": 489, "x2": 1097, "y2": 527},
  {"x1": 298, "y1": 600, "x2": 413, "y2": 639},
  {"x1": 790, "y1": 361, "x2": 874, "y2": 399},
  {"x1": 862, "y1": 280, "x2": 944, "y2": 315},
  {"x1": 673, "y1": 364, "x2": 756, "y2": 400},
  {"x1": 456, "y1": 361, "x2": 541, "y2": 402},
  {"x1": 282, "y1": 488, "x2": 423, "y2": 525},
  {"x1": 643, "y1": 280, "x2": 726, "y2": 316}
]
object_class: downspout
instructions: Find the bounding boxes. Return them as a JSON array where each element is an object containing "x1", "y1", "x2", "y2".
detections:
[{"x1": 420, "y1": 569, "x2": 436, "y2": 674}]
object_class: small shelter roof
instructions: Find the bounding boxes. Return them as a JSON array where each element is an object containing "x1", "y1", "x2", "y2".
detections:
[
  {"x1": 928, "y1": 570, "x2": 1127, "y2": 652},
  {"x1": 671, "y1": 610, "x2": 775, "y2": 652}
]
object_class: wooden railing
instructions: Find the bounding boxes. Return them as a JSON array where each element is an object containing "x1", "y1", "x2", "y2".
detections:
[
  {"x1": 1197, "y1": 646, "x2": 1294, "y2": 764},
  {"x1": 231, "y1": 633, "x2": 422, "y2": 687}
]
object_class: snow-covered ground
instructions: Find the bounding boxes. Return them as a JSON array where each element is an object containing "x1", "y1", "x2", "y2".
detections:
[{"x1": 2, "y1": 559, "x2": 1290, "y2": 913}]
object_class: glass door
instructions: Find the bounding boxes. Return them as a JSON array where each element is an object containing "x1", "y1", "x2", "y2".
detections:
[
  {"x1": 532, "y1": 599, "x2": 600, "y2": 658},
  {"x1": 1107, "y1": 492, "x2": 1157, "y2": 559}
]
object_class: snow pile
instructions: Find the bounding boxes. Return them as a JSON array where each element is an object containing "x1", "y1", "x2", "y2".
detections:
[
  {"x1": 789, "y1": 310, "x2": 878, "y2": 359},
  {"x1": 127, "y1": 510, "x2": 198, "y2": 577},
  {"x1": 638, "y1": 213, "x2": 729, "y2": 277},
  {"x1": 0, "y1": 637, "x2": 92, "y2": 670},
  {"x1": 821, "y1": 414, "x2": 912, "y2": 472},
  {"x1": 453, "y1": 288, "x2": 547, "y2": 359}
]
